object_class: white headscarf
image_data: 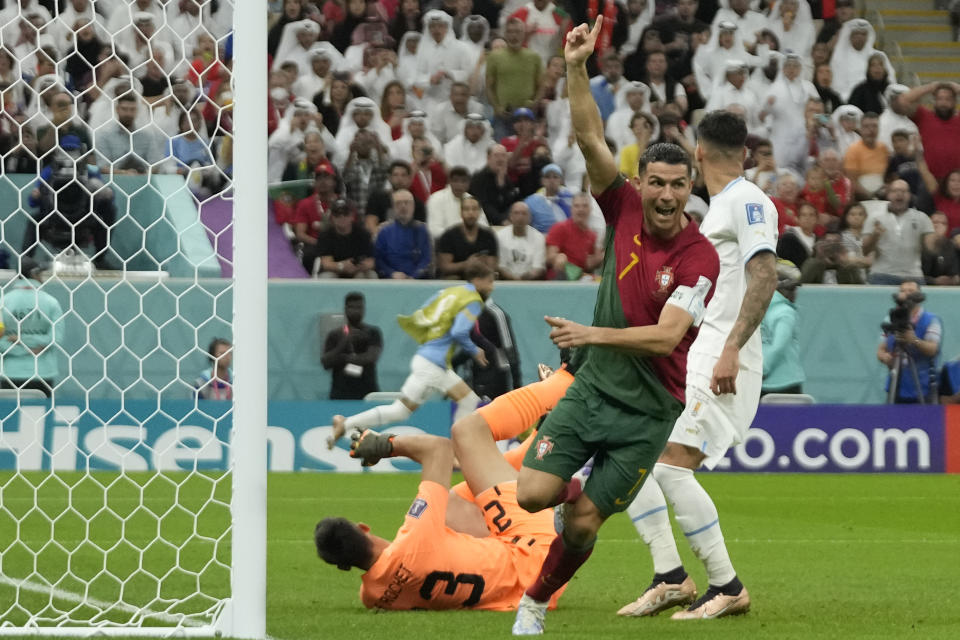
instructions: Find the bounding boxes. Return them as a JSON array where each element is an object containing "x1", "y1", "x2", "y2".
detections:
[
  {"x1": 459, "y1": 15, "x2": 490, "y2": 69},
  {"x1": 396, "y1": 30, "x2": 423, "y2": 109},
  {"x1": 763, "y1": 54, "x2": 817, "y2": 172},
  {"x1": 693, "y1": 21, "x2": 760, "y2": 100},
  {"x1": 607, "y1": 81, "x2": 659, "y2": 153},
  {"x1": 268, "y1": 98, "x2": 320, "y2": 181},
  {"x1": 878, "y1": 83, "x2": 918, "y2": 149},
  {"x1": 335, "y1": 96, "x2": 392, "y2": 159},
  {"x1": 831, "y1": 104, "x2": 863, "y2": 158},
  {"x1": 830, "y1": 19, "x2": 896, "y2": 101},
  {"x1": 390, "y1": 109, "x2": 445, "y2": 163},
  {"x1": 272, "y1": 18, "x2": 320, "y2": 73},
  {"x1": 414, "y1": 11, "x2": 472, "y2": 110},
  {"x1": 767, "y1": 0, "x2": 815, "y2": 59},
  {"x1": 291, "y1": 45, "x2": 343, "y2": 102},
  {"x1": 619, "y1": 0, "x2": 656, "y2": 57},
  {"x1": 443, "y1": 114, "x2": 493, "y2": 173}
]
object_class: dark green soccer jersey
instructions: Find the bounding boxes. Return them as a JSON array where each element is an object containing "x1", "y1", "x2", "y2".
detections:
[{"x1": 575, "y1": 179, "x2": 720, "y2": 417}]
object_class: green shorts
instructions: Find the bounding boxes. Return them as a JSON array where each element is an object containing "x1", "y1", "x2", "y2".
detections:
[{"x1": 522, "y1": 378, "x2": 680, "y2": 517}]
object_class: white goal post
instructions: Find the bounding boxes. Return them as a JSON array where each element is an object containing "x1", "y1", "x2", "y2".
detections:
[{"x1": 0, "y1": 0, "x2": 267, "y2": 637}]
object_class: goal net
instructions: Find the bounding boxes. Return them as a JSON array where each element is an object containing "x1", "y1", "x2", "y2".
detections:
[{"x1": 0, "y1": 1, "x2": 265, "y2": 636}]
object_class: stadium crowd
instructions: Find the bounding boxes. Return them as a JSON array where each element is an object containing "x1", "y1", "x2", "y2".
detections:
[
  {"x1": 267, "y1": 0, "x2": 960, "y2": 285},
  {"x1": 0, "y1": 1, "x2": 957, "y2": 284},
  {"x1": 0, "y1": 0, "x2": 234, "y2": 266}
]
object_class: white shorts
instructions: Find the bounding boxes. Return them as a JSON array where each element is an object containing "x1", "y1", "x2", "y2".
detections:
[
  {"x1": 668, "y1": 352, "x2": 762, "y2": 470},
  {"x1": 399, "y1": 354, "x2": 465, "y2": 405}
]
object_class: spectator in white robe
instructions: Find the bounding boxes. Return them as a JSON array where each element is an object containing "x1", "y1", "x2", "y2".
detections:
[
  {"x1": 335, "y1": 96, "x2": 393, "y2": 162},
  {"x1": 271, "y1": 18, "x2": 320, "y2": 74},
  {"x1": 830, "y1": 19, "x2": 896, "y2": 102},
  {"x1": 706, "y1": 60, "x2": 764, "y2": 136},
  {"x1": 761, "y1": 52, "x2": 818, "y2": 175},
  {"x1": 767, "y1": 0, "x2": 815, "y2": 60},
  {"x1": 878, "y1": 84, "x2": 918, "y2": 150},
  {"x1": 443, "y1": 113, "x2": 493, "y2": 174},
  {"x1": 267, "y1": 98, "x2": 320, "y2": 182},
  {"x1": 390, "y1": 109, "x2": 445, "y2": 164},
  {"x1": 712, "y1": 0, "x2": 767, "y2": 49},
  {"x1": 606, "y1": 81, "x2": 659, "y2": 158},
  {"x1": 693, "y1": 21, "x2": 760, "y2": 101},
  {"x1": 413, "y1": 11, "x2": 473, "y2": 113}
]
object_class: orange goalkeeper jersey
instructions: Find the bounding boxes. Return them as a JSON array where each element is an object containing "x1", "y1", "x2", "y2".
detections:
[{"x1": 360, "y1": 481, "x2": 562, "y2": 611}]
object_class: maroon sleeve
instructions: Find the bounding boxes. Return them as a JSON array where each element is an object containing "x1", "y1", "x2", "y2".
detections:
[
  {"x1": 677, "y1": 235, "x2": 721, "y2": 306},
  {"x1": 592, "y1": 174, "x2": 636, "y2": 226}
]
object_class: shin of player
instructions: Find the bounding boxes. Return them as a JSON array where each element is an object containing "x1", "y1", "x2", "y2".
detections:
[
  {"x1": 620, "y1": 110, "x2": 779, "y2": 620},
  {"x1": 327, "y1": 262, "x2": 495, "y2": 447},
  {"x1": 511, "y1": 16, "x2": 721, "y2": 636}
]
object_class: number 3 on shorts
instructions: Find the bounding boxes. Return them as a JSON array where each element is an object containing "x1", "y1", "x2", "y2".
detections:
[{"x1": 613, "y1": 467, "x2": 648, "y2": 506}]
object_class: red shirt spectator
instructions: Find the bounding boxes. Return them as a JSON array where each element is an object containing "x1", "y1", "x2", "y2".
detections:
[
  {"x1": 410, "y1": 140, "x2": 447, "y2": 202},
  {"x1": 292, "y1": 194, "x2": 329, "y2": 241},
  {"x1": 933, "y1": 169, "x2": 960, "y2": 231},
  {"x1": 771, "y1": 197, "x2": 800, "y2": 236},
  {"x1": 291, "y1": 164, "x2": 338, "y2": 241},
  {"x1": 912, "y1": 104, "x2": 960, "y2": 182},
  {"x1": 545, "y1": 196, "x2": 601, "y2": 279}
]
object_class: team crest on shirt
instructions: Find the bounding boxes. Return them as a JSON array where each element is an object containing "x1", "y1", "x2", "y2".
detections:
[
  {"x1": 746, "y1": 203, "x2": 765, "y2": 225},
  {"x1": 408, "y1": 498, "x2": 428, "y2": 518},
  {"x1": 534, "y1": 435, "x2": 555, "y2": 461},
  {"x1": 655, "y1": 266, "x2": 675, "y2": 293}
]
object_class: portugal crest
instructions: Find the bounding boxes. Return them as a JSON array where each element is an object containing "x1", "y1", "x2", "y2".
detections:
[
  {"x1": 655, "y1": 266, "x2": 674, "y2": 293},
  {"x1": 534, "y1": 435, "x2": 555, "y2": 461}
]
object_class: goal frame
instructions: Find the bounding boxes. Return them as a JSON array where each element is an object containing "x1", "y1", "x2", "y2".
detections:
[{"x1": 0, "y1": 1, "x2": 268, "y2": 637}]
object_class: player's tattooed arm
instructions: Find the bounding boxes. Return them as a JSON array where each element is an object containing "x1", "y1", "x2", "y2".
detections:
[{"x1": 711, "y1": 250, "x2": 777, "y2": 395}]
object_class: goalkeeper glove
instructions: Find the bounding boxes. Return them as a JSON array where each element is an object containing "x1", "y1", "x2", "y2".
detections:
[{"x1": 349, "y1": 429, "x2": 396, "y2": 467}]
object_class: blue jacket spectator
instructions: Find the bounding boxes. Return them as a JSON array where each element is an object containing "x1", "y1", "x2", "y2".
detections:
[
  {"x1": 524, "y1": 164, "x2": 574, "y2": 234},
  {"x1": 589, "y1": 52, "x2": 625, "y2": 122},
  {"x1": 374, "y1": 189, "x2": 432, "y2": 279}
]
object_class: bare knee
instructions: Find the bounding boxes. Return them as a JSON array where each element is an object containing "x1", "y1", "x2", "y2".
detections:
[
  {"x1": 516, "y1": 485, "x2": 550, "y2": 513},
  {"x1": 658, "y1": 441, "x2": 705, "y2": 470},
  {"x1": 451, "y1": 414, "x2": 489, "y2": 457},
  {"x1": 516, "y1": 468, "x2": 562, "y2": 513}
]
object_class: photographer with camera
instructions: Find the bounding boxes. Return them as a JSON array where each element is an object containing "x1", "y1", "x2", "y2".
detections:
[{"x1": 876, "y1": 281, "x2": 942, "y2": 404}]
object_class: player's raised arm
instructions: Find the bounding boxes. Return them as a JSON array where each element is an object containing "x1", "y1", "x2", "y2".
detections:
[{"x1": 565, "y1": 17, "x2": 618, "y2": 193}]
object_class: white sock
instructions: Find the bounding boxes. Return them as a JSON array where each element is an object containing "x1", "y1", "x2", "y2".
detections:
[
  {"x1": 627, "y1": 476, "x2": 683, "y2": 575},
  {"x1": 452, "y1": 391, "x2": 480, "y2": 422},
  {"x1": 344, "y1": 400, "x2": 412, "y2": 430},
  {"x1": 653, "y1": 463, "x2": 736, "y2": 587}
]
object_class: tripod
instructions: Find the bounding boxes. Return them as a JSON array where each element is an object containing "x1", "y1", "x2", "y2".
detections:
[{"x1": 886, "y1": 342, "x2": 926, "y2": 404}]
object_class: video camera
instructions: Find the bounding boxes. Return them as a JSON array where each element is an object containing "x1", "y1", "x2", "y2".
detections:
[{"x1": 881, "y1": 291, "x2": 925, "y2": 335}]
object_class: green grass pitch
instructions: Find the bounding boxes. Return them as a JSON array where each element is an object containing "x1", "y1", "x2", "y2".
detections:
[{"x1": 2, "y1": 472, "x2": 958, "y2": 639}]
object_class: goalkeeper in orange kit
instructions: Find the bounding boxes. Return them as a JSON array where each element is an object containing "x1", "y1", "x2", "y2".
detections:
[{"x1": 314, "y1": 358, "x2": 579, "y2": 611}]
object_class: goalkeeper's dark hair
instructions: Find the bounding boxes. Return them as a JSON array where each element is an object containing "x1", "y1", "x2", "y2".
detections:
[
  {"x1": 638, "y1": 143, "x2": 691, "y2": 176},
  {"x1": 314, "y1": 517, "x2": 373, "y2": 571},
  {"x1": 697, "y1": 110, "x2": 748, "y2": 154}
]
